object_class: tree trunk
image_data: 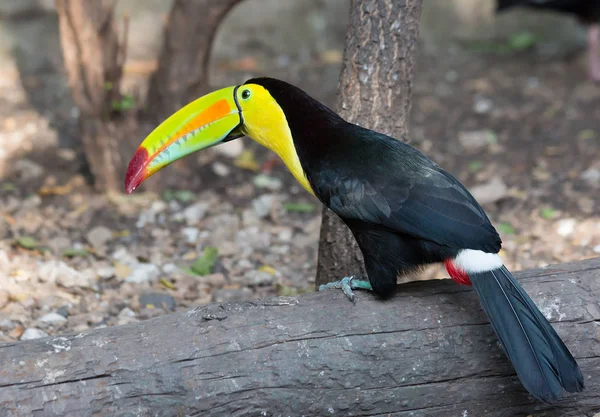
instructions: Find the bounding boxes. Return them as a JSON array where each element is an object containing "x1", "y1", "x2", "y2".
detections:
[
  {"x1": 56, "y1": 0, "x2": 128, "y2": 192},
  {"x1": 147, "y1": 0, "x2": 242, "y2": 122},
  {"x1": 0, "y1": 258, "x2": 598, "y2": 416},
  {"x1": 316, "y1": 0, "x2": 423, "y2": 286}
]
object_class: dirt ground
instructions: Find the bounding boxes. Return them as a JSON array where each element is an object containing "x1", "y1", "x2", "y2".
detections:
[{"x1": 0, "y1": 2, "x2": 598, "y2": 342}]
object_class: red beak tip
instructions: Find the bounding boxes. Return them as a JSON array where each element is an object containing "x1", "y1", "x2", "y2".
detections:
[{"x1": 124, "y1": 147, "x2": 150, "y2": 194}]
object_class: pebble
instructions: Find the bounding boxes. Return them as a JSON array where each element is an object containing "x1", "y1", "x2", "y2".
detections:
[
  {"x1": 252, "y1": 194, "x2": 276, "y2": 218},
  {"x1": 215, "y1": 140, "x2": 244, "y2": 158},
  {"x1": 20, "y1": 328, "x2": 49, "y2": 340},
  {"x1": 473, "y1": 95, "x2": 493, "y2": 114},
  {"x1": 47, "y1": 236, "x2": 72, "y2": 254},
  {"x1": 0, "y1": 319, "x2": 16, "y2": 331},
  {"x1": 181, "y1": 202, "x2": 209, "y2": 226},
  {"x1": 458, "y1": 130, "x2": 494, "y2": 151},
  {"x1": 593, "y1": 245, "x2": 600, "y2": 254},
  {"x1": 242, "y1": 270, "x2": 274, "y2": 286},
  {"x1": 136, "y1": 200, "x2": 169, "y2": 228},
  {"x1": 86, "y1": 226, "x2": 113, "y2": 249},
  {"x1": 139, "y1": 293, "x2": 176, "y2": 311},
  {"x1": 556, "y1": 219, "x2": 576, "y2": 237},
  {"x1": 125, "y1": 263, "x2": 161, "y2": 284},
  {"x1": 97, "y1": 266, "x2": 115, "y2": 279},
  {"x1": 470, "y1": 177, "x2": 508, "y2": 205},
  {"x1": 0, "y1": 289, "x2": 9, "y2": 309},
  {"x1": 212, "y1": 288, "x2": 253, "y2": 303},
  {"x1": 253, "y1": 174, "x2": 283, "y2": 191},
  {"x1": 13, "y1": 158, "x2": 44, "y2": 180},
  {"x1": 162, "y1": 263, "x2": 179, "y2": 275},
  {"x1": 38, "y1": 312, "x2": 68, "y2": 325},
  {"x1": 37, "y1": 260, "x2": 95, "y2": 288},
  {"x1": 118, "y1": 307, "x2": 136, "y2": 318},
  {"x1": 182, "y1": 227, "x2": 200, "y2": 244},
  {"x1": 580, "y1": 168, "x2": 600, "y2": 186},
  {"x1": 212, "y1": 161, "x2": 231, "y2": 177}
]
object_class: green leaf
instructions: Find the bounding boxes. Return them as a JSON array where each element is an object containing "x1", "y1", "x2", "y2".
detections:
[
  {"x1": 468, "y1": 160, "x2": 483, "y2": 172},
  {"x1": 540, "y1": 207, "x2": 558, "y2": 220},
  {"x1": 62, "y1": 248, "x2": 91, "y2": 258},
  {"x1": 190, "y1": 246, "x2": 219, "y2": 276},
  {"x1": 508, "y1": 31, "x2": 537, "y2": 51},
  {"x1": 497, "y1": 223, "x2": 515, "y2": 235},
  {"x1": 1, "y1": 182, "x2": 16, "y2": 191},
  {"x1": 16, "y1": 236, "x2": 38, "y2": 249},
  {"x1": 163, "y1": 189, "x2": 196, "y2": 203},
  {"x1": 283, "y1": 202, "x2": 315, "y2": 213}
]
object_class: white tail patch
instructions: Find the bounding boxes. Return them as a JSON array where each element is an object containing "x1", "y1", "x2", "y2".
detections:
[{"x1": 454, "y1": 249, "x2": 503, "y2": 273}]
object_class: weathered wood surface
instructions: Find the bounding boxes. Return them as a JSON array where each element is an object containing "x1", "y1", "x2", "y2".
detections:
[{"x1": 0, "y1": 258, "x2": 599, "y2": 417}]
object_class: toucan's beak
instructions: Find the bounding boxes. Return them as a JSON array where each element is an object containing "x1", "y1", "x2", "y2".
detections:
[{"x1": 124, "y1": 86, "x2": 242, "y2": 194}]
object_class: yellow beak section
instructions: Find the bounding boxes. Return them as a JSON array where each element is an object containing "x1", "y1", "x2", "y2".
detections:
[{"x1": 125, "y1": 86, "x2": 241, "y2": 193}]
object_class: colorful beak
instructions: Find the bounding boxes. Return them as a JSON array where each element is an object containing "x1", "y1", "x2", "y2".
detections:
[{"x1": 124, "y1": 86, "x2": 242, "y2": 194}]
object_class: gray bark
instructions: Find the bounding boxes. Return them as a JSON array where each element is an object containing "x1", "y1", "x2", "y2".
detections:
[
  {"x1": 0, "y1": 258, "x2": 598, "y2": 416},
  {"x1": 316, "y1": 0, "x2": 423, "y2": 286}
]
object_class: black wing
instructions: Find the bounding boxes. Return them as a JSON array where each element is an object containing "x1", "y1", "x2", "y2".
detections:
[{"x1": 309, "y1": 132, "x2": 502, "y2": 253}]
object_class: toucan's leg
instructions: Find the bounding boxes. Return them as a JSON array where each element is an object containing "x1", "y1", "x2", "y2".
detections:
[
  {"x1": 588, "y1": 24, "x2": 600, "y2": 82},
  {"x1": 318, "y1": 276, "x2": 373, "y2": 302}
]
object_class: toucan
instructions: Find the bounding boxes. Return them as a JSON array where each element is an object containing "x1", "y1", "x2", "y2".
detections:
[{"x1": 125, "y1": 77, "x2": 583, "y2": 403}]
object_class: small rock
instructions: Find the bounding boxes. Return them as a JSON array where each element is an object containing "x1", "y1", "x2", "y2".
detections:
[
  {"x1": 182, "y1": 202, "x2": 209, "y2": 226},
  {"x1": 8, "y1": 324, "x2": 25, "y2": 339},
  {"x1": 556, "y1": 218, "x2": 576, "y2": 237},
  {"x1": 200, "y1": 273, "x2": 227, "y2": 287},
  {"x1": 581, "y1": 168, "x2": 600, "y2": 187},
  {"x1": 97, "y1": 266, "x2": 115, "y2": 279},
  {"x1": 0, "y1": 289, "x2": 9, "y2": 309},
  {"x1": 112, "y1": 247, "x2": 139, "y2": 267},
  {"x1": 0, "y1": 319, "x2": 16, "y2": 331},
  {"x1": 277, "y1": 227, "x2": 293, "y2": 242},
  {"x1": 125, "y1": 263, "x2": 161, "y2": 284},
  {"x1": 162, "y1": 263, "x2": 178, "y2": 275},
  {"x1": 253, "y1": 174, "x2": 283, "y2": 191},
  {"x1": 118, "y1": 307, "x2": 136, "y2": 318},
  {"x1": 215, "y1": 140, "x2": 244, "y2": 158},
  {"x1": 212, "y1": 162, "x2": 230, "y2": 177},
  {"x1": 593, "y1": 244, "x2": 600, "y2": 254},
  {"x1": 181, "y1": 227, "x2": 200, "y2": 244},
  {"x1": 212, "y1": 288, "x2": 253, "y2": 303},
  {"x1": 38, "y1": 260, "x2": 95, "y2": 288},
  {"x1": 458, "y1": 130, "x2": 495, "y2": 151},
  {"x1": 136, "y1": 200, "x2": 169, "y2": 228},
  {"x1": 242, "y1": 270, "x2": 274, "y2": 286},
  {"x1": 47, "y1": 236, "x2": 72, "y2": 254},
  {"x1": 473, "y1": 96, "x2": 493, "y2": 114},
  {"x1": 86, "y1": 226, "x2": 113, "y2": 249},
  {"x1": 21, "y1": 328, "x2": 49, "y2": 340},
  {"x1": 139, "y1": 293, "x2": 176, "y2": 311},
  {"x1": 56, "y1": 306, "x2": 69, "y2": 318},
  {"x1": 252, "y1": 194, "x2": 276, "y2": 219},
  {"x1": 13, "y1": 159, "x2": 44, "y2": 181},
  {"x1": 470, "y1": 177, "x2": 508, "y2": 205},
  {"x1": 38, "y1": 312, "x2": 68, "y2": 325}
]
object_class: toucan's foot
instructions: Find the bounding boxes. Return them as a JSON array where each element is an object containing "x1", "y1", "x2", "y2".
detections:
[{"x1": 318, "y1": 276, "x2": 373, "y2": 302}]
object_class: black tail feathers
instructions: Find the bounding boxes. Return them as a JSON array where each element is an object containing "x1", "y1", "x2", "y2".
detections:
[{"x1": 470, "y1": 266, "x2": 584, "y2": 403}]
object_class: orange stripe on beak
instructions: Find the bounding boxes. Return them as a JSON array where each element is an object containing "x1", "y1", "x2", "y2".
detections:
[{"x1": 151, "y1": 98, "x2": 233, "y2": 160}]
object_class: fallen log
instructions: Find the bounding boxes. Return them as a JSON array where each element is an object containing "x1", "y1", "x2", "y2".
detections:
[{"x1": 0, "y1": 258, "x2": 599, "y2": 417}]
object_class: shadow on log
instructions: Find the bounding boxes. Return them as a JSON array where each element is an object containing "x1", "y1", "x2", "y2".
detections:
[{"x1": 0, "y1": 258, "x2": 599, "y2": 416}]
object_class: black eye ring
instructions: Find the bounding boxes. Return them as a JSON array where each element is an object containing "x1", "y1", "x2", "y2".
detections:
[{"x1": 241, "y1": 89, "x2": 251, "y2": 100}]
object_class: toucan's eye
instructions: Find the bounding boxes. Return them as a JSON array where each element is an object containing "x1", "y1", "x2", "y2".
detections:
[{"x1": 241, "y1": 89, "x2": 251, "y2": 100}]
